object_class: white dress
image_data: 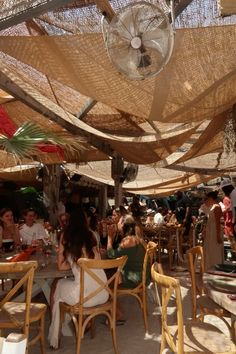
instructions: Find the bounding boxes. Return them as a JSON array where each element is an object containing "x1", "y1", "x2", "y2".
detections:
[{"x1": 48, "y1": 248, "x2": 109, "y2": 348}]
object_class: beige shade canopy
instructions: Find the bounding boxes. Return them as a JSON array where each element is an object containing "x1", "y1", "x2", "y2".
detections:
[
  {"x1": 0, "y1": 25, "x2": 236, "y2": 123},
  {"x1": 65, "y1": 160, "x2": 220, "y2": 196},
  {"x1": 0, "y1": 62, "x2": 201, "y2": 165}
]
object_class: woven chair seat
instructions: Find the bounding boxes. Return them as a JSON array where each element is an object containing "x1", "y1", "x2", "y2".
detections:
[
  {"x1": 0, "y1": 302, "x2": 47, "y2": 326},
  {"x1": 60, "y1": 300, "x2": 111, "y2": 316},
  {"x1": 169, "y1": 321, "x2": 233, "y2": 352}
]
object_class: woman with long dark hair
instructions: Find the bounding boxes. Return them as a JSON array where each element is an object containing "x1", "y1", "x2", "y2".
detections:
[{"x1": 48, "y1": 209, "x2": 108, "y2": 349}]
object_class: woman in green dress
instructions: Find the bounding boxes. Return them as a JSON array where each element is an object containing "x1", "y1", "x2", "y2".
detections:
[
  {"x1": 107, "y1": 215, "x2": 149, "y2": 288},
  {"x1": 106, "y1": 214, "x2": 148, "y2": 322}
]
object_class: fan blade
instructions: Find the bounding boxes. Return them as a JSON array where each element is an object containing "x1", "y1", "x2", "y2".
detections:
[
  {"x1": 142, "y1": 28, "x2": 169, "y2": 57},
  {"x1": 113, "y1": 47, "x2": 141, "y2": 72},
  {"x1": 117, "y1": 6, "x2": 141, "y2": 40}
]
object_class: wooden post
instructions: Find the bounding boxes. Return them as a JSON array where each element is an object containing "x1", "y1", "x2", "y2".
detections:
[
  {"x1": 99, "y1": 184, "x2": 108, "y2": 218},
  {"x1": 43, "y1": 164, "x2": 61, "y2": 228},
  {"x1": 114, "y1": 178, "x2": 123, "y2": 208},
  {"x1": 111, "y1": 154, "x2": 124, "y2": 208},
  {"x1": 218, "y1": 0, "x2": 236, "y2": 16}
]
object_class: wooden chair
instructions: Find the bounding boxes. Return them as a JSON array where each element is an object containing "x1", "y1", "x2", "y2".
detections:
[
  {"x1": 59, "y1": 256, "x2": 127, "y2": 354},
  {"x1": 151, "y1": 263, "x2": 236, "y2": 353},
  {"x1": 187, "y1": 246, "x2": 231, "y2": 333},
  {"x1": 117, "y1": 241, "x2": 157, "y2": 333},
  {"x1": 0, "y1": 261, "x2": 47, "y2": 354}
]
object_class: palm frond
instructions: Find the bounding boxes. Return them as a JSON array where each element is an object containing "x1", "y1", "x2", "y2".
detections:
[{"x1": 0, "y1": 121, "x2": 85, "y2": 159}]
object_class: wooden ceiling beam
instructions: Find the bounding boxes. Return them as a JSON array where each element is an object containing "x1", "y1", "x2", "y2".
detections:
[
  {"x1": 0, "y1": 0, "x2": 193, "y2": 32},
  {"x1": 25, "y1": 19, "x2": 48, "y2": 36},
  {"x1": 94, "y1": 0, "x2": 115, "y2": 21},
  {"x1": 175, "y1": 0, "x2": 194, "y2": 18},
  {"x1": 0, "y1": 0, "x2": 75, "y2": 31},
  {"x1": 75, "y1": 98, "x2": 97, "y2": 121},
  {"x1": 167, "y1": 163, "x2": 230, "y2": 175},
  {"x1": 218, "y1": 0, "x2": 236, "y2": 16}
]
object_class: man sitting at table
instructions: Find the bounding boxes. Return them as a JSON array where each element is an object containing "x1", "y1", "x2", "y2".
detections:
[
  {"x1": 154, "y1": 207, "x2": 165, "y2": 226},
  {"x1": 19, "y1": 208, "x2": 48, "y2": 245}
]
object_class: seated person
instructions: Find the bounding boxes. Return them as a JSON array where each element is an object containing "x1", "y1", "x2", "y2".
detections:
[
  {"x1": 165, "y1": 210, "x2": 178, "y2": 225},
  {"x1": 0, "y1": 208, "x2": 21, "y2": 248},
  {"x1": 107, "y1": 215, "x2": 149, "y2": 289},
  {"x1": 19, "y1": 208, "x2": 48, "y2": 245},
  {"x1": 145, "y1": 209, "x2": 155, "y2": 226},
  {"x1": 154, "y1": 207, "x2": 165, "y2": 226}
]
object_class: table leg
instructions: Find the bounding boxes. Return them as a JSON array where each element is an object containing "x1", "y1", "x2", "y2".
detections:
[
  {"x1": 176, "y1": 228, "x2": 184, "y2": 263},
  {"x1": 13, "y1": 283, "x2": 41, "y2": 302},
  {"x1": 34, "y1": 279, "x2": 53, "y2": 304}
]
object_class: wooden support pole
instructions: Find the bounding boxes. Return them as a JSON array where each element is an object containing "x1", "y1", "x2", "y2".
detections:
[
  {"x1": 43, "y1": 164, "x2": 61, "y2": 228},
  {"x1": 114, "y1": 178, "x2": 123, "y2": 208},
  {"x1": 111, "y1": 154, "x2": 124, "y2": 208},
  {"x1": 218, "y1": 0, "x2": 236, "y2": 16},
  {"x1": 99, "y1": 184, "x2": 108, "y2": 218},
  {"x1": 175, "y1": 0, "x2": 194, "y2": 17}
]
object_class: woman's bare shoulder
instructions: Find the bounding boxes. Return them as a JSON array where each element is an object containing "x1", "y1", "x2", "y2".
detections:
[{"x1": 120, "y1": 236, "x2": 137, "y2": 249}]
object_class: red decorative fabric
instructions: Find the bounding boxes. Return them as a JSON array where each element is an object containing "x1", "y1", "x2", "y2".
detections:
[
  {"x1": 0, "y1": 106, "x2": 17, "y2": 137},
  {"x1": 37, "y1": 144, "x2": 64, "y2": 159},
  {"x1": 0, "y1": 105, "x2": 64, "y2": 158}
]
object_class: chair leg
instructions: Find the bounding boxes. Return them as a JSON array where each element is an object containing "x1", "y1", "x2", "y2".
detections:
[
  {"x1": 168, "y1": 249, "x2": 173, "y2": 269},
  {"x1": 111, "y1": 318, "x2": 119, "y2": 354},
  {"x1": 75, "y1": 316, "x2": 83, "y2": 354},
  {"x1": 90, "y1": 318, "x2": 96, "y2": 339},
  {"x1": 142, "y1": 294, "x2": 149, "y2": 333},
  {"x1": 158, "y1": 245, "x2": 161, "y2": 263},
  {"x1": 40, "y1": 313, "x2": 46, "y2": 354},
  {"x1": 160, "y1": 329, "x2": 166, "y2": 353}
]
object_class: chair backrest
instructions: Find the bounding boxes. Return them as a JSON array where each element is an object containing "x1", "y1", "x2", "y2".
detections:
[
  {"x1": 76, "y1": 256, "x2": 127, "y2": 314},
  {"x1": 154, "y1": 262, "x2": 164, "y2": 275},
  {"x1": 151, "y1": 263, "x2": 184, "y2": 354},
  {"x1": 142, "y1": 241, "x2": 157, "y2": 287},
  {"x1": 0, "y1": 261, "x2": 38, "y2": 338},
  {"x1": 187, "y1": 246, "x2": 204, "y2": 319}
]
